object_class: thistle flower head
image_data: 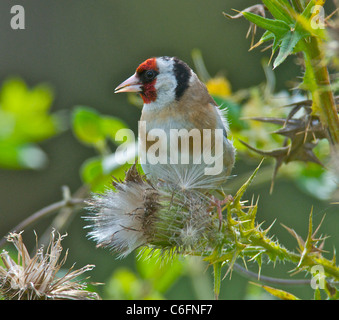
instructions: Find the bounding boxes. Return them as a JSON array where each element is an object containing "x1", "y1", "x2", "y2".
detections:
[
  {"x1": 0, "y1": 231, "x2": 100, "y2": 300},
  {"x1": 152, "y1": 162, "x2": 231, "y2": 193},
  {"x1": 85, "y1": 164, "x2": 221, "y2": 257}
]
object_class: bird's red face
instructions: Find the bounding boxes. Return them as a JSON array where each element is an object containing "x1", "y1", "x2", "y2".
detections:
[
  {"x1": 115, "y1": 56, "x2": 192, "y2": 108},
  {"x1": 115, "y1": 58, "x2": 159, "y2": 104}
]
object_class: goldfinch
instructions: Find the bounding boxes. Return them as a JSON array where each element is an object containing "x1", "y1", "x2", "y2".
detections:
[{"x1": 115, "y1": 56, "x2": 235, "y2": 193}]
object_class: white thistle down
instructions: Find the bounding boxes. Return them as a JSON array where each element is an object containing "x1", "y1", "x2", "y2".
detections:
[
  {"x1": 86, "y1": 169, "x2": 158, "y2": 257},
  {"x1": 85, "y1": 164, "x2": 221, "y2": 257}
]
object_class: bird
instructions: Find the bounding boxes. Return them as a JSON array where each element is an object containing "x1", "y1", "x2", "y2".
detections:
[{"x1": 114, "y1": 56, "x2": 235, "y2": 221}]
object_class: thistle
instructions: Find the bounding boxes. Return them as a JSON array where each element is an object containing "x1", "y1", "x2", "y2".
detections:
[
  {"x1": 85, "y1": 161, "x2": 339, "y2": 299},
  {"x1": 85, "y1": 164, "x2": 220, "y2": 257},
  {"x1": 0, "y1": 231, "x2": 100, "y2": 300}
]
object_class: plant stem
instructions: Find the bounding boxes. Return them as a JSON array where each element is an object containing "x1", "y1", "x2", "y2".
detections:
[
  {"x1": 251, "y1": 229, "x2": 339, "y2": 280},
  {"x1": 233, "y1": 263, "x2": 311, "y2": 285},
  {"x1": 38, "y1": 184, "x2": 89, "y2": 246},
  {"x1": 213, "y1": 262, "x2": 222, "y2": 300},
  {"x1": 291, "y1": 0, "x2": 305, "y2": 12},
  {"x1": 302, "y1": 36, "x2": 339, "y2": 145},
  {"x1": 0, "y1": 198, "x2": 85, "y2": 249}
]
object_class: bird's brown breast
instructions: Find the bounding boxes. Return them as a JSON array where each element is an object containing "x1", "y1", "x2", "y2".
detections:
[{"x1": 139, "y1": 75, "x2": 225, "y2": 157}]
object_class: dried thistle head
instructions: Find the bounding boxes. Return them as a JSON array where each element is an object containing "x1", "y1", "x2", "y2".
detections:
[
  {"x1": 85, "y1": 164, "x2": 222, "y2": 258},
  {"x1": 0, "y1": 231, "x2": 100, "y2": 300}
]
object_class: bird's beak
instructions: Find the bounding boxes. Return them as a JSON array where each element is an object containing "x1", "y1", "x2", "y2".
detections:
[{"x1": 114, "y1": 73, "x2": 142, "y2": 93}]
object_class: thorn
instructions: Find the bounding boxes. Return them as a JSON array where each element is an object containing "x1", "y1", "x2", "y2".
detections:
[
  {"x1": 249, "y1": 39, "x2": 263, "y2": 51},
  {"x1": 281, "y1": 223, "x2": 305, "y2": 250},
  {"x1": 263, "y1": 219, "x2": 277, "y2": 235},
  {"x1": 222, "y1": 9, "x2": 242, "y2": 19},
  {"x1": 268, "y1": 49, "x2": 275, "y2": 68},
  {"x1": 312, "y1": 214, "x2": 326, "y2": 239},
  {"x1": 325, "y1": 8, "x2": 339, "y2": 21}
]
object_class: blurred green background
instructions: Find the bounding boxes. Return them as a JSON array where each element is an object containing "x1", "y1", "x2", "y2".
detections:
[{"x1": 0, "y1": 0, "x2": 338, "y2": 299}]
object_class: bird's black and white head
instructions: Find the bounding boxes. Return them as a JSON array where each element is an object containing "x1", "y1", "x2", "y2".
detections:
[{"x1": 115, "y1": 56, "x2": 193, "y2": 109}]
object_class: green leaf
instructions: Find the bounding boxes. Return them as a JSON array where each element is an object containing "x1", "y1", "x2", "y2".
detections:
[
  {"x1": 250, "y1": 282, "x2": 300, "y2": 300},
  {"x1": 243, "y1": 8, "x2": 312, "y2": 69},
  {"x1": 0, "y1": 78, "x2": 60, "y2": 144},
  {"x1": 0, "y1": 142, "x2": 24, "y2": 169},
  {"x1": 242, "y1": 12, "x2": 291, "y2": 63},
  {"x1": 243, "y1": 6, "x2": 312, "y2": 69},
  {"x1": 0, "y1": 142, "x2": 47, "y2": 170},
  {"x1": 273, "y1": 28, "x2": 306, "y2": 69},
  {"x1": 261, "y1": 0, "x2": 294, "y2": 25},
  {"x1": 0, "y1": 77, "x2": 61, "y2": 170},
  {"x1": 260, "y1": 30, "x2": 275, "y2": 43},
  {"x1": 300, "y1": 0, "x2": 315, "y2": 20},
  {"x1": 242, "y1": 12, "x2": 290, "y2": 36},
  {"x1": 80, "y1": 157, "x2": 107, "y2": 192},
  {"x1": 15, "y1": 113, "x2": 59, "y2": 144},
  {"x1": 0, "y1": 110, "x2": 15, "y2": 140},
  {"x1": 1, "y1": 78, "x2": 54, "y2": 115},
  {"x1": 101, "y1": 115, "x2": 131, "y2": 145},
  {"x1": 81, "y1": 155, "x2": 132, "y2": 192},
  {"x1": 290, "y1": 0, "x2": 304, "y2": 12},
  {"x1": 81, "y1": 157, "x2": 103, "y2": 184},
  {"x1": 72, "y1": 106, "x2": 105, "y2": 146},
  {"x1": 72, "y1": 106, "x2": 130, "y2": 152}
]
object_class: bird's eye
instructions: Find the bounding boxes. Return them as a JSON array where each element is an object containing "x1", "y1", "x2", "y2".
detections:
[{"x1": 145, "y1": 70, "x2": 155, "y2": 80}]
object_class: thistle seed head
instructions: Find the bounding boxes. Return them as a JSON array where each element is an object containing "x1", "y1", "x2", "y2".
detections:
[
  {"x1": 0, "y1": 231, "x2": 100, "y2": 300},
  {"x1": 85, "y1": 164, "x2": 219, "y2": 257}
]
